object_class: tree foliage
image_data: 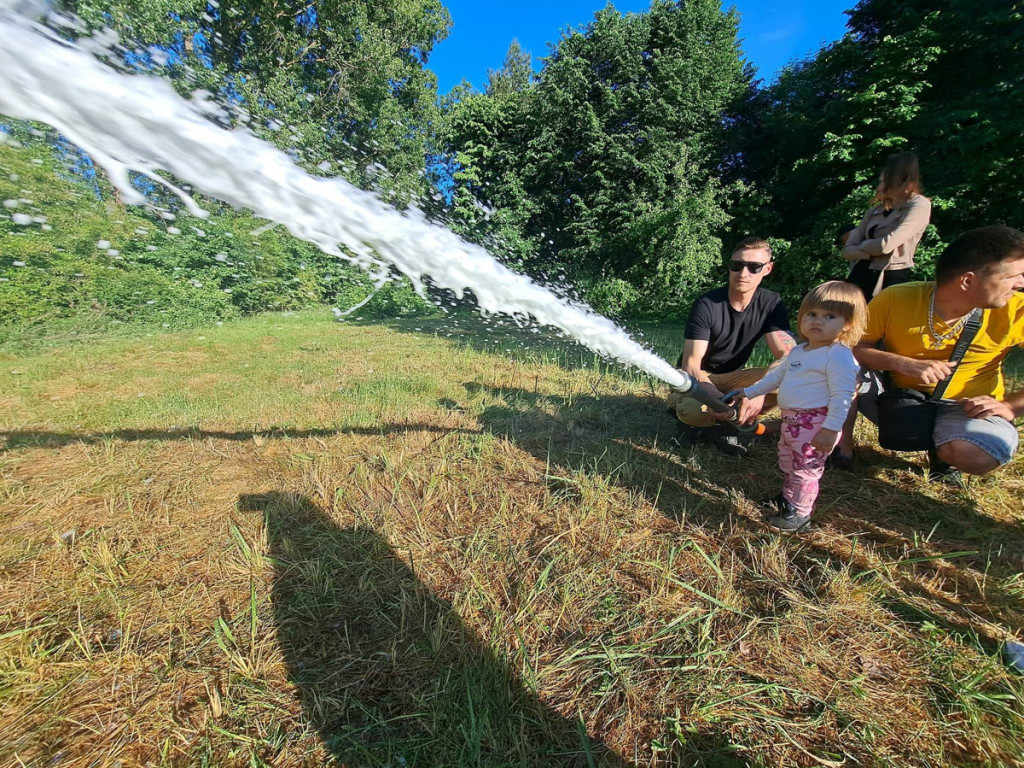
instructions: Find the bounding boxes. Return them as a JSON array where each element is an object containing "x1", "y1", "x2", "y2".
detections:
[
  {"x1": 443, "y1": 0, "x2": 746, "y2": 317},
  {"x1": 6, "y1": 0, "x2": 1023, "y2": 328},
  {"x1": 62, "y1": 0, "x2": 452, "y2": 201},
  {"x1": 485, "y1": 39, "x2": 532, "y2": 97},
  {"x1": 728, "y1": 0, "x2": 1024, "y2": 304},
  {"x1": 0, "y1": 137, "x2": 383, "y2": 331}
]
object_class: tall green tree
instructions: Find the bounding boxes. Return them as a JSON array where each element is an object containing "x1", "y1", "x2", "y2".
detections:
[
  {"x1": 445, "y1": 0, "x2": 747, "y2": 316},
  {"x1": 486, "y1": 40, "x2": 533, "y2": 97},
  {"x1": 61, "y1": 0, "x2": 452, "y2": 201},
  {"x1": 729, "y1": 0, "x2": 1024, "y2": 304}
]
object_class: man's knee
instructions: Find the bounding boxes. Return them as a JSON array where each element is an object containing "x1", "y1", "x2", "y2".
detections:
[
  {"x1": 935, "y1": 440, "x2": 1001, "y2": 476},
  {"x1": 675, "y1": 405, "x2": 716, "y2": 428}
]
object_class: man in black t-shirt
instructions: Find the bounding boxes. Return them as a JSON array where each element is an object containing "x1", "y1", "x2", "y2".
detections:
[{"x1": 666, "y1": 237, "x2": 794, "y2": 455}]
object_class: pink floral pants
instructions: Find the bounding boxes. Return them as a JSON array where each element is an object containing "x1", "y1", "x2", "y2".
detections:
[{"x1": 778, "y1": 407, "x2": 834, "y2": 516}]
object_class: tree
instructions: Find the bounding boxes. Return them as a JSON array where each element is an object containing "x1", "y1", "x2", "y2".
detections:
[
  {"x1": 60, "y1": 0, "x2": 452, "y2": 202},
  {"x1": 486, "y1": 40, "x2": 533, "y2": 97},
  {"x1": 728, "y1": 0, "x2": 1024, "y2": 304},
  {"x1": 444, "y1": 0, "x2": 747, "y2": 316}
]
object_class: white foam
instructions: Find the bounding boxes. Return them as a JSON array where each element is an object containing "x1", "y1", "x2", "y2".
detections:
[{"x1": 0, "y1": 6, "x2": 686, "y2": 387}]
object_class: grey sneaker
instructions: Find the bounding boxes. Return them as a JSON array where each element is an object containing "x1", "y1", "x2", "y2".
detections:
[{"x1": 706, "y1": 424, "x2": 748, "y2": 458}]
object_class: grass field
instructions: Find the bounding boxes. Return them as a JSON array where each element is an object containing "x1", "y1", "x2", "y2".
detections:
[{"x1": 2, "y1": 309, "x2": 1023, "y2": 767}]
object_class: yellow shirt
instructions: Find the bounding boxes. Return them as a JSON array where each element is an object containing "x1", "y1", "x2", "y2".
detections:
[{"x1": 863, "y1": 282, "x2": 1024, "y2": 399}]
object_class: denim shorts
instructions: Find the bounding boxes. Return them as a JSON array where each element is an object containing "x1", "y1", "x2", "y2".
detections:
[
  {"x1": 858, "y1": 370, "x2": 1020, "y2": 465},
  {"x1": 932, "y1": 403, "x2": 1019, "y2": 466}
]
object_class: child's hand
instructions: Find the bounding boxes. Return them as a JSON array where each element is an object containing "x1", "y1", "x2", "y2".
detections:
[
  {"x1": 811, "y1": 428, "x2": 840, "y2": 454},
  {"x1": 736, "y1": 394, "x2": 764, "y2": 425},
  {"x1": 723, "y1": 390, "x2": 763, "y2": 426}
]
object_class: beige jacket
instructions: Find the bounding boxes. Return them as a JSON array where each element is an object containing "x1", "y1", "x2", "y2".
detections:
[{"x1": 842, "y1": 193, "x2": 932, "y2": 275}]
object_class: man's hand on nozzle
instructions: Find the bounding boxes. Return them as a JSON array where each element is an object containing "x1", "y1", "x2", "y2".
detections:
[
  {"x1": 698, "y1": 380, "x2": 725, "y2": 400},
  {"x1": 697, "y1": 381, "x2": 732, "y2": 420}
]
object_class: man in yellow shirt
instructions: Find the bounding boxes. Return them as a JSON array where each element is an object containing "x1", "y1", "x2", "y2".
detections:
[{"x1": 851, "y1": 226, "x2": 1024, "y2": 478}]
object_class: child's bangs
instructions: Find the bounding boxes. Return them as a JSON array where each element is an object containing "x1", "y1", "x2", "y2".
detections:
[
  {"x1": 800, "y1": 283, "x2": 862, "y2": 318},
  {"x1": 807, "y1": 297, "x2": 855, "y2": 319}
]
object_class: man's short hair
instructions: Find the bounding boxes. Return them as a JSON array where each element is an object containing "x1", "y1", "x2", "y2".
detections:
[
  {"x1": 731, "y1": 236, "x2": 772, "y2": 259},
  {"x1": 935, "y1": 226, "x2": 1024, "y2": 285}
]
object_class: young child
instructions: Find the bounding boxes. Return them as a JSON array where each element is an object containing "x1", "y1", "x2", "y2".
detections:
[{"x1": 731, "y1": 281, "x2": 867, "y2": 531}]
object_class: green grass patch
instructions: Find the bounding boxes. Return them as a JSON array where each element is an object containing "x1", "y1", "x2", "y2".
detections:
[{"x1": 1, "y1": 311, "x2": 1023, "y2": 767}]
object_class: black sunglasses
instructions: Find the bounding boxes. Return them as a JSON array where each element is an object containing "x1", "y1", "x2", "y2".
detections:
[{"x1": 728, "y1": 260, "x2": 769, "y2": 274}]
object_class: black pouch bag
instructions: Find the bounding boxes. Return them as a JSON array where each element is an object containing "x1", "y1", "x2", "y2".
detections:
[
  {"x1": 876, "y1": 387, "x2": 938, "y2": 451},
  {"x1": 875, "y1": 309, "x2": 982, "y2": 452}
]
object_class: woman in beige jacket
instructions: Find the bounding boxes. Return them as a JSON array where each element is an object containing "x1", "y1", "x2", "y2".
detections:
[{"x1": 842, "y1": 151, "x2": 931, "y2": 301}]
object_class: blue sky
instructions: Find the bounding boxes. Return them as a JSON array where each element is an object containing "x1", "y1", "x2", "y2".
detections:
[{"x1": 428, "y1": 0, "x2": 853, "y2": 94}]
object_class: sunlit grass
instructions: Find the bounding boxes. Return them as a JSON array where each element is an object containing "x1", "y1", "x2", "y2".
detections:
[{"x1": 2, "y1": 309, "x2": 1022, "y2": 767}]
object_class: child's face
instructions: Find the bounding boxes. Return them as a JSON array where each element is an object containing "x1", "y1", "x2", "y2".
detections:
[{"x1": 800, "y1": 307, "x2": 849, "y2": 345}]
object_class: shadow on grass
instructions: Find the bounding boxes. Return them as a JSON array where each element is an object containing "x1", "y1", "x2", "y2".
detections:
[
  {"x1": 0, "y1": 425, "x2": 478, "y2": 453},
  {"x1": 237, "y1": 490, "x2": 637, "y2": 767},
  {"x1": 463, "y1": 381, "x2": 1024, "y2": 635}
]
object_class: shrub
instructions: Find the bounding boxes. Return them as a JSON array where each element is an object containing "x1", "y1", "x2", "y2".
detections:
[
  {"x1": 87, "y1": 266, "x2": 237, "y2": 325},
  {"x1": 362, "y1": 278, "x2": 437, "y2": 317},
  {"x1": 582, "y1": 277, "x2": 643, "y2": 318}
]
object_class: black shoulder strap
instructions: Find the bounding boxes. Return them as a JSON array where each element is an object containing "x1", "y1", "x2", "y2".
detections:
[{"x1": 931, "y1": 308, "x2": 984, "y2": 401}]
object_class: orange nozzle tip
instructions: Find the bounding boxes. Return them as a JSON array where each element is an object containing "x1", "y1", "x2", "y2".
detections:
[{"x1": 754, "y1": 424, "x2": 766, "y2": 436}]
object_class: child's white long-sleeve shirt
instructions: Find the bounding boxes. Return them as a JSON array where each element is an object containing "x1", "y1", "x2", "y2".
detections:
[{"x1": 742, "y1": 343, "x2": 859, "y2": 432}]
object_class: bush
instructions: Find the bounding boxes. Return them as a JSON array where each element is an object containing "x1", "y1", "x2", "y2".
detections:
[
  {"x1": 87, "y1": 266, "x2": 237, "y2": 325},
  {"x1": 0, "y1": 136, "x2": 387, "y2": 331},
  {"x1": 362, "y1": 278, "x2": 437, "y2": 317},
  {"x1": 582, "y1": 277, "x2": 642, "y2": 318}
]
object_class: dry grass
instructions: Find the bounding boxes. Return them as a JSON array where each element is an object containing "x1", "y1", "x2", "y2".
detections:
[{"x1": 1, "y1": 310, "x2": 1023, "y2": 767}]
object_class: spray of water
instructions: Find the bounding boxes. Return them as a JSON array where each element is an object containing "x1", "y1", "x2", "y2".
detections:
[{"x1": 0, "y1": 5, "x2": 688, "y2": 389}]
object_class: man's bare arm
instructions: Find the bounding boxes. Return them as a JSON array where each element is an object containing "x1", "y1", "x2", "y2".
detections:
[
  {"x1": 765, "y1": 330, "x2": 795, "y2": 366},
  {"x1": 679, "y1": 339, "x2": 711, "y2": 380},
  {"x1": 853, "y1": 342, "x2": 959, "y2": 387},
  {"x1": 1006, "y1": 390, "x2": 1024, "y2": 419},
  {"x1": 679, "y1": 338, "x2": 727, "y2": 401}
]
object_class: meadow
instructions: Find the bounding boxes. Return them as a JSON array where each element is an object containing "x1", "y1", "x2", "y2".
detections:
[{"x1": 2, "y1": 310, "x2": 1023, "y2": 767}]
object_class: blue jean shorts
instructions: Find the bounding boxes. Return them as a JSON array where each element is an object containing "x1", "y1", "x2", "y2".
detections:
[{"x1": 858, "y1": 371, "x2": 1020, "y2": 466}]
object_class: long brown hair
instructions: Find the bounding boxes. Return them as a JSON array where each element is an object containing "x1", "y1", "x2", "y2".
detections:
[{"x1": 873, "y1": 151, "x2": 922, "y2": 210}]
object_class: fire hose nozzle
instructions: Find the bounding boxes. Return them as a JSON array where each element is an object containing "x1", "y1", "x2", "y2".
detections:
[
  {"x1": 721, "y1": 390, "x2": 766, "y2": 435},
  {"x1": 669, "y1": 380, "x2": 696, "y2": 397},
  {"x1": 668, "y1": 375, "x2": 765, "y2": 436}
]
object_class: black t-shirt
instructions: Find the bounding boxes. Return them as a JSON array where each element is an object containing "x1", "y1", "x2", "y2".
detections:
[{"x1": 680, "y1": 287, "x2": 791, "y2": 374}]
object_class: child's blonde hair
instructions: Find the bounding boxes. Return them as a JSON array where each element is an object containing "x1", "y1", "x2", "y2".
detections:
[{"x1": 797, "y1": 281, "x2": 868, "y2": 347}]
